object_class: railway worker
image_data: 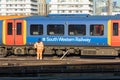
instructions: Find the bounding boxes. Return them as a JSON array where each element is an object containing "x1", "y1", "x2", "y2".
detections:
[{"x1": 34, "y1": 38, "x2": 44, "y2": 60}]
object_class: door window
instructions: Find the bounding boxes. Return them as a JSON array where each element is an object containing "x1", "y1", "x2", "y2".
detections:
[
  {"x1": 113, "y1": 23, "x2": 118, "y2": 36},
  {"x1": 17, "y1": 23, "x2": 22, "y2": 35},
  {"x1": 7, "y1": 22, "x2": 12, "y2": 35}
]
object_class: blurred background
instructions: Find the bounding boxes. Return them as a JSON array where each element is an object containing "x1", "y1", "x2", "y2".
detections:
[{"x1": 0, "y1": 0, "x2": 119, "y2": 16}]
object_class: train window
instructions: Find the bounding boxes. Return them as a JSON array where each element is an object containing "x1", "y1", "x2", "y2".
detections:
[
  {"x1": 47, "y1": 24, "x2": 64, "y2": 35},
  {"x1": 113, "y1": 23, "x2": 118, "y2": 36},
  {"x1": 30, "y1": 24, "x2": 43, "y2": 35},
  {"x1": 17, "y1": 23, "x2": 22, "y2": 35},
  {"x1": 7, "y1": 22, "x2": 12, "y2": 35},
  {"x1": 68, "y1": 25, "x2": 86, "y2": 36},
  {"x1": 90, "y1": 24, "x2": 104, "y2": 36}
]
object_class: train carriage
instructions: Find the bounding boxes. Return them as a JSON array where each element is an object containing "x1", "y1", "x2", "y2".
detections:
[{"x1": 0, "y1": 14, "x2": 120, "y2": 57}]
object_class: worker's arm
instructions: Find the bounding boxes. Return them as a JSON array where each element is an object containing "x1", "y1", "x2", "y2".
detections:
[
  {"x1": 41, "y1": 42, "x2": 44, "y2": 49},
  {"x1": 34, "y1": 43, "x2": 37, "y2": 48},
  {"x1": 34, "y1": 43, "x2": 37, "y2": 52}
]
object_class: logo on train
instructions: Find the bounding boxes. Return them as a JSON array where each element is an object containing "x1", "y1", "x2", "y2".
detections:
[{"x1": 42, "y1": 37, "x2": 91, "y2": 43}]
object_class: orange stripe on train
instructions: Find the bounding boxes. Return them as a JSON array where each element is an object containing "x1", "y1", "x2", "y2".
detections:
[{"x1": 0, "y1": 16, "x2": 27, "y2": 20}]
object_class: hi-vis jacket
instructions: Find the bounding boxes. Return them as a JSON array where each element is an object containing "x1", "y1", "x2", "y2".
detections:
[{"x1": 34, "y1": 42, "x2": 44, "y2": 51}]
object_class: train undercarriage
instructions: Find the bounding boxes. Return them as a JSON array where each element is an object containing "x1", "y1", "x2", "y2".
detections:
[{"x1": 0, "y1": 46, "x2": 119, "y2": 58}]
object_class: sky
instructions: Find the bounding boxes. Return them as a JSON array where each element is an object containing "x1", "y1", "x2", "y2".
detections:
[
  {"x1": 46, "y1": 0, "x2": 51, "y2": 3},
  {"x1": 114, "y1": 0, "x2": 120, "y2": 6}
]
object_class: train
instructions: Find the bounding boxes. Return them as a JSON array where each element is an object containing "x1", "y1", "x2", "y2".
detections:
[{"x1": 0, "y1": 14, "x2": 120, "y2": 57}]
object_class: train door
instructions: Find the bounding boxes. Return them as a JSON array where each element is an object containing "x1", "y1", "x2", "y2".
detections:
[
  {"x1": 3, "y1": 20, "x2": 26, "y2": 45},
  {"x1": 111, "y1": 20, "x2": 120, "y2": 46}
]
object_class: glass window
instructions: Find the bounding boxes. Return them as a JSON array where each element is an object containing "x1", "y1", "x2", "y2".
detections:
[
  {"x1": 113, "y1": 23, "x2": 118, "y2": 36},
  {"x1": 30, "y1": 24, "x2": 43, "y2": 35},
  {"x1": 68, "y1": 24, "x2": 86, "y2": 36},
  {"x1": 47, "y1": 24, "x2": 64, "y2": 35},
  {"x1": 7, "y1": 23, "x2": 12, "y2": 35},
  {"x1": 17, "y1": 23, "x2": 22, "y2": 35},
  {"x1": 90, "y1": 24, "x2": 104, "y2": 36}
]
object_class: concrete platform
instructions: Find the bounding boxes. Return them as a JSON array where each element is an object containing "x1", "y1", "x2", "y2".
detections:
[
  {"x1": 0, "y1": 57, "x2": 120, "y2": 74},
  {"x1": 0, "y1": 57, "x2": 120, "y2": 67}
]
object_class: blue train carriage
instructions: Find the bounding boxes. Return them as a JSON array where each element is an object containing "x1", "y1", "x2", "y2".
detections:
[
  {"x1": 25, "y1": 15, "x2": 109, "y2": 56},
  {"x1": 25, "y1": 14, "x2": 120, "y2": 57},
  {"x1": 0, "y1": 14, "x2": 120, "y2": 57}
]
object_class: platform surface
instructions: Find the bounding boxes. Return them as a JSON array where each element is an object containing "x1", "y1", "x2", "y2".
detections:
[{"x1": 0, "y1": 56, "x2": 120, "y2": 67}]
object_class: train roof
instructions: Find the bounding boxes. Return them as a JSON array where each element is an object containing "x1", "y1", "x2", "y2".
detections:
[
  {"x1": 22, "y1": 14, "x2": 120, "y2": 21},
  {"x1": 1, "y1": 14, "x2": 120, "y2": 21}
]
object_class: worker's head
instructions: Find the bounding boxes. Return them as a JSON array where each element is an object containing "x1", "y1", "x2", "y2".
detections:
[{"x1": 38, "y1": 38, "x2": 42, "y2": 43}]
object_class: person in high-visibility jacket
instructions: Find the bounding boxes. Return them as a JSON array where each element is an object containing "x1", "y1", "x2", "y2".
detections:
[{"x1": 34, "y1": 38, "x2": 44, "y2": 60}]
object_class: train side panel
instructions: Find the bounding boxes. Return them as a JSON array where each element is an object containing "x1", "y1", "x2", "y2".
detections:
[
  {"x1": 65, "y1": 19, "x2": 108, "y2": 46},
  {"x1": 24, "y1": 17, "x2": 112, "y2": 56},
  {"x1": 26, "y1": 18, "x2": 67, "y2": 45},
  {"x1": 26, "y1": 19, "x2": 108, "y2": 46},
  {"x1": 0, "y1": 21, "x2": 2, "y2": 45}
]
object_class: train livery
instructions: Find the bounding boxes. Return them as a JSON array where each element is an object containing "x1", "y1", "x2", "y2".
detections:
[{"x1": 0, "y1": 14, "x2": 120, "y2": 57}]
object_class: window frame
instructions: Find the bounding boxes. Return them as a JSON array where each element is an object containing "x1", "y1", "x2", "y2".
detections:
[
  {"x1": 7, "y1": 22, "x2": 13, "y2": 35},
  {"x1": 16, "y1": 22, "x2": 22, "y2": 35},
  {"x1": 47, "y1": 24, "x2": 64, "y2": 36},
  {"x1": 90, "y1": 24, "x2": 104, "y2": 36},
  {"x1": 113, "y1": 23, "x2": 119, "y2": 36},
  {"x1": 68, "y1": 24, "x2": 86, "y2": 36},
  {"x1": 30, "y1": 24, "x2": 43, "y2": 35}
]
